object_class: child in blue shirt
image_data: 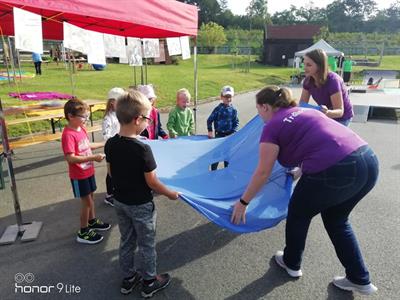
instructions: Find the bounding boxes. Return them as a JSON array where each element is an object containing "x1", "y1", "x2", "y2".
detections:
[{"x1": 207, "y1": 85, "x2": 239, "y2": 170}]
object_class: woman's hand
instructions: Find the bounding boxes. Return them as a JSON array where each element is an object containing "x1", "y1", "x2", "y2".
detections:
[
  {"x1": 320, "y1": 105, "x2": 329, "y2": 114},
  {"x1": 231, "y1": 200, "x2": 247, "y2": 225}
]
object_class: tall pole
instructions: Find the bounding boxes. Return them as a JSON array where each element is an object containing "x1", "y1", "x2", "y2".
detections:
[
  {"x1": 7, "y1": 37, "x2": 17, "y2": 84},
  {"x1": 193, "y1": 37, "x2": 198, "y2": 134},
  {"x1": 0, "y1": 99, "x2": 23, "y2": 229}
]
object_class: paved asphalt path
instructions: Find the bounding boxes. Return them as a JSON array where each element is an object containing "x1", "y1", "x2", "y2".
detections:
[{"x1": 0, "y1": 88, "x2": 399, "y2": 299}]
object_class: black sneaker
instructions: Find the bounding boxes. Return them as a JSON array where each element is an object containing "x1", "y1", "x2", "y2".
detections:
[
  {"x1": 76, "y1": 229, "x2": 103, "y2": 244},
  {"x1": 141, "y1": 273, "x2": 171, "y2": 298},
  {"x1": 120, "y1": 273, "x2": 142, "y2": 295},
  {"x1": 88, "y1": 218, "x2": 111, "y2": 231},
  {"x1": 104, "y1": 195, "x2": 115, "y2": 207}
]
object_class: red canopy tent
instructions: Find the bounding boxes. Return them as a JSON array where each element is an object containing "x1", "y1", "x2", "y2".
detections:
[
  {"x1": 0, "y1": 0, "x2": 199, "y2": 245},
  {"x1": 0, "y1": 0, "x2": 198, "y2": 38}
]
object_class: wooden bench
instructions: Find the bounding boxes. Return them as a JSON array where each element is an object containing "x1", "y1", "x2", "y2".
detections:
[{"x1": 1, "y1": 124, "x2": 102, "y2": 151}]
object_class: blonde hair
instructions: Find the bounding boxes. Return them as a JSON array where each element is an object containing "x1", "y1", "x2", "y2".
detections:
[
  {"x1": 304, "y1": 49, "x2": 329, "y2": 86},
  {"x1": 256, "y1": 86, "x2": 297, "y2": 108},
  {"x1": 177, "y1": 88, "x2": 191, "y2": 101},
  {"x1": 104, "y1": 98, "x2": 116, "y2": 117},
  {"x1": 116, "y1": 90, "x2": 152, "y2": 125}
]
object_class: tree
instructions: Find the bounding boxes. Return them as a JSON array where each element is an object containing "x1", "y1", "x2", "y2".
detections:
[
  {"x1": 246, "y1": 0, "x2": 268, "y2": 18},
  {"x1": 198, "y1": 22, "x2": 227, "y2": 53},
  {"x1": 177, "y1": 0, "x2": 222, "y2": 25},
  {"x1": 219, "y1": 0, "x2": 228, "y2": 11}
]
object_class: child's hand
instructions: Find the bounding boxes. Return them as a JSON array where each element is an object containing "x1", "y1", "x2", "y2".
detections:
[
  {"x1": 168, "y1": 191, "x2": 180, "y2": 200},
  {"x1": 93, "y1": 153, "x2": 105, "y2": 162},
  {"x1": 207, "y1": 131, "x2": 213, "y2": 139}
]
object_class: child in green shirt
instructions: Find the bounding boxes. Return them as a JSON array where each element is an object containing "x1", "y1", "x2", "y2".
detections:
[{"x1": 167, "y1": 88, "x2": 195, "y2": 138}]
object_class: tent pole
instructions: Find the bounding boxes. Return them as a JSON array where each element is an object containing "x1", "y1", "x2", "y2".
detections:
[
  {"x1": 193, "y1": 37, "x2": 198, "y2": 134},
  {"x1": 133, "y1": 66, "x2": 137, "y2": 86},
  {"x1": 145, "y1": 58, "x2": 148, "y2": 84},
  {"x1": 140, "y1": 66, "x2": 144, "y2": 85},
  {"x1": 67, "y1": 50, "x2": 75, "y2": 96},
  {"x1": 16, "y1": 48, "x2": 22, "y2": 82},
  {"x1": 0, "y1": 99, "x2": 43, "y2": 245},
  {"x1": 7, "y1": 37, "x2": 17, "y2": 84},
  {"x1": 2, "y1": 40, "x2": 12, "y2": 85}
]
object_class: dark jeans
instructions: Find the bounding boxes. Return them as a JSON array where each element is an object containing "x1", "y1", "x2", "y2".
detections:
[
  {"x1": 283, "y1": 145, "x2": 379, "y2": 285},
  {"x1": 34, "y1": 61, "x2": 42, "y2": 75},
  {"x1": 211, "y1": 131, "x2": 232, "y2": 171},
  {"x1": 114, "y1": 200, "x2": 157, "y2": 280}
]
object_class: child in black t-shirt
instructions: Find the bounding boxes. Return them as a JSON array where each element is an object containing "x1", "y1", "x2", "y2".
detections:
[{"x1": 104, "y1": 90, "x2": 179, "y2": 297}]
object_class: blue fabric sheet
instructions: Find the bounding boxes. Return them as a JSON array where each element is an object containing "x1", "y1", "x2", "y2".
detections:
[
  {"x1": 144, "y1": 116, "x2": 293, "y2": 233},
  {"x1": 299, "y1": 101, "x2": 321, "y2": 110}
]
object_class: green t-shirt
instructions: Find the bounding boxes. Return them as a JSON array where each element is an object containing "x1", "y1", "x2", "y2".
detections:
[
  {"x1": 343, "y1": 60, "x2": 353, "y2": 72},
  {"x1": 167, "y1": 106, "x2": 195, "y2": 138},
  {"x1": 328, "y1": 56, "x2": 337, "y2": 72}
]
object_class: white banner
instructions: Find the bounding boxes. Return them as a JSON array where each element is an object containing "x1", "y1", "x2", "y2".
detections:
[
  {"x1": 63, "y1": 22, "x2": 90, "y2": 54},
  {"x1": 127, "y1": 38, "x2": 143, "y2": 66},
  {"x1": 142, "y1": 38, "x2": 160, "y2": 58},
  {"x1": 180, "y1": 36, "x2": 191, "y2": 60},
  {"x1": 87, "y1": 31, "x2": 106, "y2": 65},
  {"x1": 13, "y1": 8, "x2": 43, "y2": 53},
  {"x1": 166, "y1": 37, "x2": 181, "y2": 56},
  {"x1": 103, "y1": 33, "x2": 126, "y2": 58}
]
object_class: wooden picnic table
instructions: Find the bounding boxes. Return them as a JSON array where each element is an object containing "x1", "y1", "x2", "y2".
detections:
[{"x1": 4, "y1": 99, "x2": 106, "y2": 134}]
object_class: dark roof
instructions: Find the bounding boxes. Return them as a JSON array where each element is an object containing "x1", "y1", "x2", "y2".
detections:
[{"x1": 266, "y1": 24, "x2": 321, "y2": 40}]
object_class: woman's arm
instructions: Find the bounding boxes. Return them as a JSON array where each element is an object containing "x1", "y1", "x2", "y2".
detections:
[
  {"x1": 321, "y1": 91, "x2": 344, "y2": 118},
  {"x1": 299, "y1": 88, "x2": 311, "y2": 103},
  {"x1": 231, "y1": 142, "x2": 279, "y2": 225}
]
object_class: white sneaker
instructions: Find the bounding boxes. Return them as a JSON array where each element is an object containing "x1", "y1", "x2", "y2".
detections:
[
  {"x1": 274, "y1": 250, "x2": 303, "y2": 278},
  {"x1": 332, "y1": 276, "x2": 378, "y2": 295}
]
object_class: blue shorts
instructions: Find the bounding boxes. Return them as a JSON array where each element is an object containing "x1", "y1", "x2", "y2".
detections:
[{"x1": 70, "y1": 175, "x2": 97, "y2": 198}]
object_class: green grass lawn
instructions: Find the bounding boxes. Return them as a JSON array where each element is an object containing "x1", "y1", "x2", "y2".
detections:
[
  {"x1": 1, "y1": 54, "x2": 398, "y2": 137},
  {"x1": 0, "y1": 54, "x2": 292, "y2": 108}
]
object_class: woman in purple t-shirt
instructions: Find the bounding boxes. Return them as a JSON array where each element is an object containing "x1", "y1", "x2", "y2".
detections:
[
  {"x1": 300, "y1": 49, "x2": 353, "y2": 126},
  {"x1": 231, "y1": 86, "x2": 379, "y2": 295}
]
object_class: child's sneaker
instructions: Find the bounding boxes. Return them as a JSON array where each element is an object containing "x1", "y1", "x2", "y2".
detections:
[
  {"x1": 141, "y1": 273, "x2": 171, "y2": 298},
  {"x1": 274, "y1": 250, "x2": 303, "y2": 278},
  {"x1": 88, "y1": 218, "x2": 111, "y2": 231},
  {"x1": 120, "y1": 273, "x2": 142, "y2": 295},
  {"x1": 332, "y1": 276, "x2": 378, "y2": 295},
  {"x1": 104, "y1": 195, "x2": 115, "y2": 207},
  {"x1": 76, "y1": 229, "x2": 103, "y2": 244}
]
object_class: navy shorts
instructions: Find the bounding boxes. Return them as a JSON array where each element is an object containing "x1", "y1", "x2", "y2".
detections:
[{"x1": 70, "y1": 175, "x2": 97, "y2": 198}]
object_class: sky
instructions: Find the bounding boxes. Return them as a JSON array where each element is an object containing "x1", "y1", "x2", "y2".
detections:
[{"x1": 227, "y1": 0, "x2": 395, "y2": 15}]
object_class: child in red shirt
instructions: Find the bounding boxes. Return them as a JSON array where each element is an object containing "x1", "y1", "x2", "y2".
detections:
[{"x1": 61, "y1": 98, "x2": 111, "y2": 244}]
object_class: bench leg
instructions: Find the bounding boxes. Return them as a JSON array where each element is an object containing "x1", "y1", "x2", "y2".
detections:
[{"x1": 50, "y1": 119, "x2": 56, "y2": 134}]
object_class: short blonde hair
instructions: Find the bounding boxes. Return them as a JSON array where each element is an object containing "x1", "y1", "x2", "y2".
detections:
[
  {"x1": 116, "y1": 90, "x2": 152, "y2": 125},
  {"x1": 177, "y1": 88, "x2": 191, "y2": 101}
]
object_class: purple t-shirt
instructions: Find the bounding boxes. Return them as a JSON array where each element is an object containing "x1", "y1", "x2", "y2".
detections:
[
  {"x1": 260, "y1": 107, "x2": 367, "y2": 174},
  {"x1": 303, "y1": 72, "x2": 353, "y2": 122}
]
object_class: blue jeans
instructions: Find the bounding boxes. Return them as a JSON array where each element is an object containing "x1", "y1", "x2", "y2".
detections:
[
  {"x1": 283, "y1": 145, "x2": 379, "y2": 285},
  {"x1": 337, "y1": 118, "x2": 352, "y2": 126}
]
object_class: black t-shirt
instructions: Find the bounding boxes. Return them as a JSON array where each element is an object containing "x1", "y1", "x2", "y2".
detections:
[{"x1": 105, "y1": 134, "x2": 157, "y2": 205}]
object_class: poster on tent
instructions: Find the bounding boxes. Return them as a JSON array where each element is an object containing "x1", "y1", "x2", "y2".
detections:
[
  {"x1": 154, "y1": 40, "x2": 166, "y2": 63},
  {"x1": 142, "y1": 39, "x2": 160, "y2": 58},
  {"x1": 126, "y1": 38, "x2": 143, "y2": 66},
  {"x1": 103, "y1": 33, "x2": 126, "y2": 58},
  {"x1": 13, "y1": 8, "x2": 43, "y2": 53},
  {"x1": 180, "y1": 36, "x2": 191, "y2": 60},
  {"x1": 166, "y1": 37, "x2": 182, "y2": 56},
  {"x1": 63, "y1": 22, "x2": 90, "y2": 54},
  {"x1": 87, "y1": 31, "x2": 106, "y2": 65}
]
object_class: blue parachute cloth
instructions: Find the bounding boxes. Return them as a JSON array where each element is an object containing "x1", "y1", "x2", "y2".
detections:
[{"x1": 144, "y1": 116, "x2": 293, "y2": 233}]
